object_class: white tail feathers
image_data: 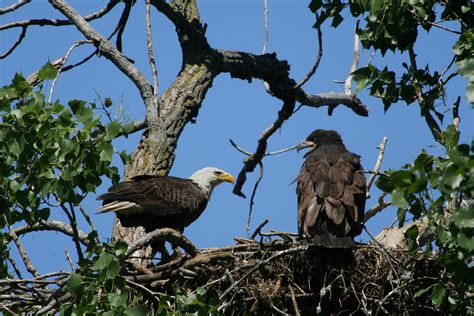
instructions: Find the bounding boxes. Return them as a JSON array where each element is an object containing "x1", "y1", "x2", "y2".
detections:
[{"x1": 96, "y1": 201, "x2": 142, "y2": 215}]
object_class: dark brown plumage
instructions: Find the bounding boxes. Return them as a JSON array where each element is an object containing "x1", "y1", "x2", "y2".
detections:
[
  {"x1": 96, "y1": 167, "x2": 234, "y2": 233},
  {"x1": 296, "y1": 130, "x2": 366, "y2": 248}
]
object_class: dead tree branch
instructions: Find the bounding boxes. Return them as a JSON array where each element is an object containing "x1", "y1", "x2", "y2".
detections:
[
  {"x1": 366, "y1": 136, "x2": 388, "y2": 197},
  {"x1": 0, "y1": 0, "x2": 31, "y2": 15},
  {"x1": 13, "y1": 220, "x2": 89, "y2": 245},
  {"x1": 145, "y1": 0, "x2": 160, "y2": 108},
  {"x1": 0, "y1": 26, "x2": 27, "y2": 60}
]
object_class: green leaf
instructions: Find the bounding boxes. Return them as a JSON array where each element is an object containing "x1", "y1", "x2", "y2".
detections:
[
  {"x1": 391, "y1": 189, "x2": 409, "y2": 208},
  {"x1": 100, "y1": 143, "x2": 114, "y2": 162},
  {"x1": 431, "y1": 283, "x2": 446, "y2": 307},
  {"x1": 106, "y1": 260, "x2": 121, "y2": 279},
  {"x1": 442, "y1": 125, "x2": 459, "y2": 149},
  {"x1": 455, "y1": 229, "x2": 474, "y2": 251},
  {"x1": 37, "y1": 61, "x2": 58, "y2": 81},
  {"x1": 66, "y1": 273, "x2": 84, "y2": 298},
  {"x1": 108, "y1": 290, "x2": 128, "y2": 307},
  {"x1": 92, "y1": 252, "x2": 114, "y2": 270},
  {"x1": 453, "y1": 207, "x2": 474, "y2": 228},
  {"x1": 397, "y1": 208, "x2": 407, "y2": 226},
  {"x1": 375, "y1": 174, "x2": 394, "y2": 192},
  {"x1": 124, "y1": 305, "x2": 149, "y2": 316},
  {"x1": 105, "y1": 121, "x2": 121, "y2": 141}
]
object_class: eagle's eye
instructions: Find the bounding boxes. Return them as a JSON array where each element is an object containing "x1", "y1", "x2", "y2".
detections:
[{"x1": 214, "y1": 170, "x2": 223, "y2": 176}]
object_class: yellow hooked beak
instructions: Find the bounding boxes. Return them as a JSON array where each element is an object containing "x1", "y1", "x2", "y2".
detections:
[{"x1": 219, "y1": 172, "x2": 235, "y2": 184}]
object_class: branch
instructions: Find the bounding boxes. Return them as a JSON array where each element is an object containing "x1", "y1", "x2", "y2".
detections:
[
  {"x1": 0, "y1": 0, "x2": 31, "y2": 15},
  {"x1": 247, "y1": 162, "x2": 264, "y2": 235},
  {"x1": 366, "y1": 136, "x2": 388, "y2": 197},
  {"x1": 3, "y1": 214, "x2": 40, "y2": 278},
  {"x1": 115, "y1": 0, "x2": 133, "y2": 52},
  {"x1": 364, "y1": 193, "x2": 391, "y2": 223},
  {"x1": 344, "y1": 21, "x2": 360, "y2": 95},
  {"x1": 146, "y1": 0, "x2": 159, "y2": 108},
  {"x1": 294, "y1": 15, "x2": 322, "y2": 89},
  {"x1": 0, "y1": 25, "x2": 27, "y2": 60},
  {"x1": 408, "y1": 47, "x2": 442, "y2": 142},
  {"x1": 49, "y1": 40, "x2": 92, "y2": 102},
  {"x1": 48, "y1": 0, "x2": 154, "y2": 112},
  {"x1": 125, "y1": 228, "x2": 198, "y2": 258},
  {"x1": 13, "y1": 220, "x2": 89, "y2": 245},
  {"x1": 0, "y1": 0, "x2": 121, "y2": 30},
  {"x1": 233, "y1": 99, "x2": 295, "y2": 197},
  {"x1": 262, "y1": 0, "x2": 269, "y2": 54}
]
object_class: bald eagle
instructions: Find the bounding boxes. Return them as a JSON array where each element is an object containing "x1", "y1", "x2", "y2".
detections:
[
  {"x1": 96, "y1": 167, "x2": 234, "y2": 233},
  {"x1": 296, "y1": 130, "x2": 366, "y2": 248}
]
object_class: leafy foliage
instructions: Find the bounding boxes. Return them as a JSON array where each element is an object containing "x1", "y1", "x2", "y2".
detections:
[{"x1": 375, "y1": 127, "x2": 473, "y2": 312}]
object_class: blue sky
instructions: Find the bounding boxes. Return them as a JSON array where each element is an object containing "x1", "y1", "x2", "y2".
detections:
[{"x1": 1, "y1": 1, "x2": 471, "y2": 274}]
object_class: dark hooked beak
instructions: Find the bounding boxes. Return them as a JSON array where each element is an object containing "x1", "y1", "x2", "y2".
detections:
[{"x1": 296, "y1": 140, "x2": 316, "y2": 153}]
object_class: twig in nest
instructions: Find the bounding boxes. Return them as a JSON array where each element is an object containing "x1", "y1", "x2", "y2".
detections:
[
  {"x1": 289, "y1": 285, "x2": 301, "y2": 316},
  {"x1": 126, "y1": 228, "x2": 198, "y2": 258},
  {"x1": 219, "y1": 244, "x2": 308, "y2": 299},
  {"x1": 366, "y1": 136, "x2": 388, "y2": 198},
  {"x1": 250, "y1": 218, "x2": 270, "y2": 240}
]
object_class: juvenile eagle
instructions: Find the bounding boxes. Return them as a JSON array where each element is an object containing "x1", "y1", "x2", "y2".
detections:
[
  {"x1": 296, "y1": 130, "x2": 366, "y2": 248},
  {"x1": 96, "y1": 167, "x2": 234, "y2": 233}
]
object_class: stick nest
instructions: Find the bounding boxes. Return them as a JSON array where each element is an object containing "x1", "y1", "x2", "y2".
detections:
[{"x1": 125, "y1": 236, "x2": 449, "y2": 315}]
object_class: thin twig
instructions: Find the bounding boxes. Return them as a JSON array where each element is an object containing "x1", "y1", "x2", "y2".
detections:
[
  {"x1": 64, "y1": 249, "x2": 74, "y2": 271},
  {"x1": 229, "y1": 139, "x2": 252, "y2": 157},
  {"x1": 289, "y1": 286, "x2": 301, "y2": 316},
  {"x1": 364, "y1": 193, "x2": 391, "y2": 223},
  {"x1": 0, "y1": 0, "x2": 31, "y2": 15},
  {"x1": 366, "y1": 136, "x2": 388, "y2": 197},
  {"x1": 344, "y1": 20, "x2": 360, "y2": 95},
  {"x1": 49, "y1": 40, "x2": 91, "y2": 102},
  {"x1": 408, "y1": 47, "x2": 442, "y2": 142},
  {"x1": 265, "y1": 144, "x2": 299, "y2": 156},
  {"x1": 145, "y1": 0, "x2": 159, "y2": 108},
  {"x1": 250, "y1": 219, "x2": 270, "y2": 240},
  {"x1": 262, "y1": 0, "x2": 268, "y2": 54},
  {"x1": 247, "y1": 162, "x2": 264, "y2": 236},
  {"x1": 294, "y1": 15, "x2": 322, "y2": 89},
  {"x1": 0, "y1": 25, "x2": 27, "y2": 59},
  {"x1": 115, "y1": 0, "x2": 133, "y2": 52},
  {"x1": 3, "y1": 214, "x2": 40, "y2": 278},
  {"x1": 452, "y1": 96, "x2": 460, "y2": 130},
  {"x1": 219, "y1": 245, "x2": 308, "y2": 299}
]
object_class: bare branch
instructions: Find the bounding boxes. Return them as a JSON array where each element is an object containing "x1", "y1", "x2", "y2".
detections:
[
  {"x1": 366, "y1": 136, "x2": 388, "y2": 197},
  {"x1": 14, "y1": 220, "x2": 89, "y2": 245},
  {"x1": 294, "y1": 16, "x2": 322, "y2": 89},
  {"x1": 0, "y1": 26, "x2": 27, "y2": 59},
  {"x1": 265, "y1": 144, "x2": 299, "y2": 156},
  {"x1": 0, "y1": 0, "x2": 121, "y2": 30},
  {"x1": 146, "y1": 0, "x2": 160, "y2": 108},
  {"x1": 229, "y1": 139, "x2": 252, "y2": 157},
  {"x1": 452, "y1": 96, "x2": 461, "y2": 130},
  {"x1": 299, "y1": 92, "x2": 369, "y2": 117},
  {"x1": 250, "y1": 219, "x2": 269, "y2": 240},
  {"x1": 48, "y1": 0, "x2": 154, "y2": 112},
  {"x1": 3, "y1": 214, "x2": 40, "y2": 278},
  {"x1": 344, "y1": 21, "x2": 360, "y2": 95},
  {"x1": 126, "y1": 228, "x2": 198, "y2": 258},
  {"x1": 116, "y1": 0, "x2": 133, "y2": 52},
  {"x1": 0, "y1": 0, "x2": 31, "y2": 15},
  {"x1": 262, "y1": 0, "x2": 269, "y2": 54},
  {"x1": 364, "y1": 193, "x2": 391, "y2": 223},
  {"x1": 408, "y1": 47, "x2": 442, "y2": 142},
  {"x1": 289, "y1": 286, "x2": 301, "y2": 316},
  {"x1": 247, "y1": 162, "x2": 264, "y2": 236},
  {"x1": 49, "y1": 40, "x2": 92, "y2": 103},
  {"x1": 233, "y1": 99, "x2": 295, "y2": 198}
]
